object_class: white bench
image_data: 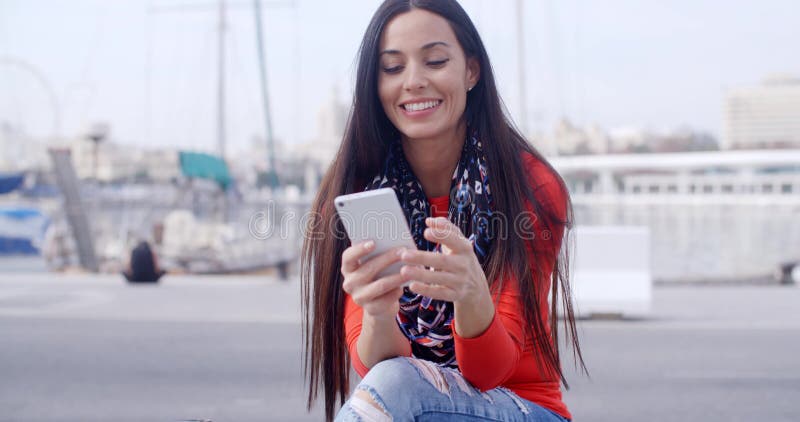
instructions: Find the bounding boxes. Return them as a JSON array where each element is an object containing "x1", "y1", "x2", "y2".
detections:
[{"x1": 570, "y1": 226, "x2": 652, "y2": 318}]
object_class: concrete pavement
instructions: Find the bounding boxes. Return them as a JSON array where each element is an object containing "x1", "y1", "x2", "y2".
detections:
[{"x1": 0, "y1": 273, "x2": 798, "y2": 421}]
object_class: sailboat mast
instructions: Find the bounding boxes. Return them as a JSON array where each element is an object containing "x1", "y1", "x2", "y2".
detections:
[
  {"x1": 253, "y1": 0, "x2": 279, "y2": 188},
  {"x1": 217, "y1": 0, "x2": 227, "y2": 161}
]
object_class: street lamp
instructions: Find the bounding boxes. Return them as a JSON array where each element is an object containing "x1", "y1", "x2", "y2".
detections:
[{"x1": 86, "y1": 123, "x2": 109, "y2": 182}]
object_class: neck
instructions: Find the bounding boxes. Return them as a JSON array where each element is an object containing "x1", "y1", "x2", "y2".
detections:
[{"x1": 401, "y1": 122, "x2": 466, "y2": 198}]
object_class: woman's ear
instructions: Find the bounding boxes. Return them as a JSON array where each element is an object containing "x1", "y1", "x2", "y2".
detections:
[{"x1": 466, "y1": 56, "x2": 480, "y2": 90}]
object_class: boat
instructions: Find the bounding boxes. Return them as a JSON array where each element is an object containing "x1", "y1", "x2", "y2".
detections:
[{"x1": 0, "y1": 173, "x2": 51, "y2": 255}]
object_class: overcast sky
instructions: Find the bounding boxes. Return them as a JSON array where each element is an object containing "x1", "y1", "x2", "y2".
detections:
[{"x1": 1, "y1": 0, "x2": 798, "y2": 155}]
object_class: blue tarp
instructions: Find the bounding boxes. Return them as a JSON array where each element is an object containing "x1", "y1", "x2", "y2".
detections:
[
  {"x1": 178, "y1": 151, "x2": 231, "y2": 190},
  {"x1": 0, "y1": 173, "x2": 24, "y2": 195}
]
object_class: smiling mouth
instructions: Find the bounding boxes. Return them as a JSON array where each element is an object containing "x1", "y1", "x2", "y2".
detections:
[{"x1": 401, "y1": 100, "x2": 442, "y2": 112}]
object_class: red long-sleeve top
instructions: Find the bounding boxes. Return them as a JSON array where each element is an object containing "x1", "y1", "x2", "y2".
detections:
[{"x1": 344, "y1": 151, "x2": 571, "y2": 420}]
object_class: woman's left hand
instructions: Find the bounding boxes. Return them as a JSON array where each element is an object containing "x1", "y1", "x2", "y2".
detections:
[{"x1": 399, "y1": 217, "x2": 491, "y2": 307}]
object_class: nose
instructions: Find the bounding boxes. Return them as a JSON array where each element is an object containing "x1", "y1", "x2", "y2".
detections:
[{"x1": 402, "y1": 63, "x2": 428, "y2": 91}]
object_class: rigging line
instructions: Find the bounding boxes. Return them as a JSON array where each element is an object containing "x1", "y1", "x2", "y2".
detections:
[
  {"x1": 292, "y1": 0, "x2": 300, "y2": 148},
  {"x1": 145, "y1": 0, "x2": 155, "y2": 147},
  {"x1": 515, "y1": 0, "x2": 528, "y2": 137},
  {"x1": 161, "y1": 14, "x2": 187, "y2": 149},
  {"x1": 544, "y1": 0, "x2": 566, "y2": 122},
  {"x1": 173, "y1": 15, "x2": 207, "y2": 150},
  {"x1": 226, "y1": 22, "x2": 241, "y2": 141},
  {"x1": 0, "y1": 1, "x2": 9, "y2": 54},
  {"x1": 527, "y1": 0, "x2": 544, "y2": 136},
  {"x1": 76, "y1": 2, "x2": 109, "y2": 129},
  {"x1": 156, "y1": 9, "x2": 213, "y2": 152},
  {"x1": 227, "y1": 18, "x2": 261, "y2": 154},
  {"x1": 1, "y1": 68, "x2": 25, "y2": 132},
  {"x1": 149, "y1": 0, "x2": 290, "y2": 14},
  {"x1": 200, "y1": 24, "x2": 219, "y2": 153},
  {"x1": 217, "y1": 0, "x2": 228, "y2": 161},
  {"x1": 572, "y1": 0, "x2": 588, "y2": 127},
  {"x1": 153, "y1": 10, "x2": 173, "y2": 147},
  {"x1": 0, "y1": 57, "x2": 62, "y2": 138},
  {"x1": 574, "y1": 0, "x2": 586, "y2": 127}
]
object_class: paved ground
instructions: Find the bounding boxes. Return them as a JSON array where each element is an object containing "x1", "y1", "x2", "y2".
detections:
[{"x1": 0, "y1": 273, "x2": 798, "y2": 421}]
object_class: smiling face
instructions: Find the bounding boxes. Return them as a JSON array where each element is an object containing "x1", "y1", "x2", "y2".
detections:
[{"x1": 377, "y1": 8, "x2": 479, "y2": 144}]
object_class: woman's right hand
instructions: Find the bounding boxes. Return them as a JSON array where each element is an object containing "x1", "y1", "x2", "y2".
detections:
[{"x1": 341, "y1": 241, "x2": 408, "y2": 319}]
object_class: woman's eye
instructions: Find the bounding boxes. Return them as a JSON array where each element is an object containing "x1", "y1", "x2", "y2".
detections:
[
  {"x1": 427, "y1": 59, "x2": 449, "y2": 68},
  {"x1": 382, "y1": 65, "x2": 403, "y2": 74}
]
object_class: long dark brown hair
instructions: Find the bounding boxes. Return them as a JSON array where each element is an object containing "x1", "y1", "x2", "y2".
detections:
[{"x1": 301, "y1": 1, "x2": 586, "y2": 420}]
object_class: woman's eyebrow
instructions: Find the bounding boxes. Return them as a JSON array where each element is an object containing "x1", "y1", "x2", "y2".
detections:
[
  {"x1": 420, "y1": 41, "x2": 450, "y2": 50},
  {"x1": 379, "y1": 41, "x2": 451, "y2": 57}
]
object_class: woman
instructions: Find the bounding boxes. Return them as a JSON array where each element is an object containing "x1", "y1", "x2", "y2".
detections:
[{"x1": 302, "y1": 1, "x2": 585, "y2": 420}]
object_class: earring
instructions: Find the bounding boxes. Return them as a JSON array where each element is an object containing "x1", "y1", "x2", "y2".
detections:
[{"x1": 467, "y1": 86, "x2": 473, "y2": 92}]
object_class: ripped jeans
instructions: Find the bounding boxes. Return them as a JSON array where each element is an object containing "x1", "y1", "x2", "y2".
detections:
[{"x1": 335, "y1": 357, "x2": 570, "y2": 422}]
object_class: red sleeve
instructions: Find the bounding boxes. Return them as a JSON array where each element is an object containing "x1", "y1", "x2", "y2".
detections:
[
  {"x1": 453, "y1": 274, "x2": 526, "y2": 390},
  {"x1": 453, "y1": 152, "x2": 567, "y2": 391},
  {"x1": 344, "y1": 293, "x2": 413, "y2": 378},
  {"x1": 344, "y1": 293, "x2": 371, "y2": 378}
]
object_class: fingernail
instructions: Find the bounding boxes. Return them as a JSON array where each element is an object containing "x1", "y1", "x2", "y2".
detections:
[
  {"x1": 364, "y1": 240, "x2": 375, "y2": 249},
  {"x1": 396, "y1": 248, "x2": 406, "y2": 257}
]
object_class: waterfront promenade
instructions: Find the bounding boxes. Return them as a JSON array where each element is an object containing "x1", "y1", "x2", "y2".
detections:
[{"x1": 0, "y1": 273, "x2": 798, "y2": 421}]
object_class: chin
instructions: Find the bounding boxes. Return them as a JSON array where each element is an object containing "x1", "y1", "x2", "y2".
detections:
[{"x1": 396, "y1": 123, "x2": 448, "y2": 142}]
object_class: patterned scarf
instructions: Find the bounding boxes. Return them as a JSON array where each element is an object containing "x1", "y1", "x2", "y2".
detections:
[{"x1": 364, "y1": 134, "x2": 494, "y2": 367}]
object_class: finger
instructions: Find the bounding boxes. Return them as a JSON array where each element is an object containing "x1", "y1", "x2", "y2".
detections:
[
  {"x1": 400, "y1": 249, "x2": 455, "y2": 272},
  {"x1": 352, "y1": 273, "x2": 406, "y2": 304},
  {"x1": 352, "y1": 246, "x2": 406, "y2": 281},
  {"x1": 400, "y1": 264, "x2": 460, "y2": 288},
  {"x1": 425, "y1": 217, "x2": 472, "y2": 254},
  {"x1": 408, "y1": 280, "x2": 457, "y2": 301},
  {"x1": 341, "y1": 240, "x2": 376, "y2": 273},
  {"x1": 344, "y1": 247, "x2": 405, "y2": 294},
  {"x1": 361, "y1": 285, "x2": 405, "y2": 316}
]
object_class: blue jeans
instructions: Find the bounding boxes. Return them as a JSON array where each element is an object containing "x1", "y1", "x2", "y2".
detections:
[{"x1": 335, "y1": 357, "x2": 570, "y2": 422}]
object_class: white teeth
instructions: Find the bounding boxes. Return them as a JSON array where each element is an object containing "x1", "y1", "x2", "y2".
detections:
[{"x1": 403, "y1": 100, "x2": 440, "y2": 112}]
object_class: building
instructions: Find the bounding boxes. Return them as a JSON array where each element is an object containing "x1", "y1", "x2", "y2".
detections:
[
  {"x1": 549, "y1": 119, "x2": 610, "y2": 155},
  {"x1": 63, "y1": 136, "x2": 180, "y2": 183},
  {"x1": 723, "y1": 74, "x2": 800, "y2": 150}
]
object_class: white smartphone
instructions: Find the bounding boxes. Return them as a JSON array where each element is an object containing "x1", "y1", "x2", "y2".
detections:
[{"x1": 334, "y1": 188, "x2": 417, "y2": 278}]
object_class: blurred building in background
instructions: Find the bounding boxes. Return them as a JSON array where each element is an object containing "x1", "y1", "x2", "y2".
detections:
[
  {"x1": 549, "y1": 119, "x2": 610, "y2": 155},
  {"x1": 66, "y1": 136, "x2": 180, "y2": 183},
  {"x1": 546, "y1": 119, "x2": 719, "y2": 156},
  {"x1": 723, "y1": 74, "x2": 800, "y2": 150}
]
